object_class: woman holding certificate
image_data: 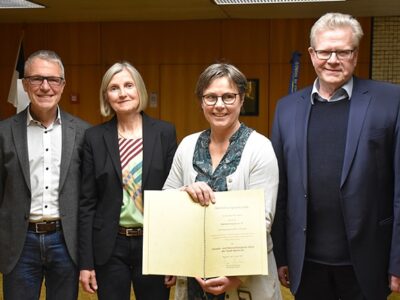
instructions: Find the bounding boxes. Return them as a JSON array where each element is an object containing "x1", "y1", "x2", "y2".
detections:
[
  {"x1": 163, "y1": 63, "x2": 282, "y2": 300},
  {"x1": 79, "y1": 61, "x2": 177, "y2": 300}
]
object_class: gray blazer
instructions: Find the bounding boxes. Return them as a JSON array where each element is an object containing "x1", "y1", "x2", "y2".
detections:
[{"x1": 0, "y1": 108, "x2": 90, "y2": 274}]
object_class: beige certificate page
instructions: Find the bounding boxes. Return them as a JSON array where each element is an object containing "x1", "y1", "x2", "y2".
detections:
[{"x1": 143, "y1": 189, "x2": 268, "y2": 278}]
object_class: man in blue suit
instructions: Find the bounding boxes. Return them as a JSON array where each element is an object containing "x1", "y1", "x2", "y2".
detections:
[{"x1": 271, "y1": 12, "x2": 400, "y2": 300}]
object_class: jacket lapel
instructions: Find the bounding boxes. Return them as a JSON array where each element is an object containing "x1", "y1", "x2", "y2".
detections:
[
  {"x1": 142, "y1": 113, "x2": 156, "y2": 188},
  {"x1": 104, "y1": 117, "x2": 122, "y2": 183},
  {"x1": 11, "y1": 109, "x2": 31, "y2": 190},
  {"x1": 296, "y1": 88, "x2": 312, "y2": 192},
  {"x1": 59, "y1": 110, "x2": 76, "y2": 191},
  {"x1": 340, "y1": 79, "x2": 371, "y2": 187}
]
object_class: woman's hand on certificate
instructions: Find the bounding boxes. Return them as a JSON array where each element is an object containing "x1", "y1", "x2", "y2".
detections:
[
  {"x1": 183, "y1": 182, "x2": 215, "y2": 206},
  {"x1": 195, "y1": 276, "x2": 242, "y2": 295}
]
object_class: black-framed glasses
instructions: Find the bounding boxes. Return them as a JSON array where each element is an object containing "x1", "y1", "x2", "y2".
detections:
[
  {"x1": 313, "y1": 49, "x2": 356, "y2": 60},
  {"x1": 202, "y1": 93, "x2": 239, "y2": 106},
  {"x1": 24, "y1": 76, "x2": 65, "y2": 87}
]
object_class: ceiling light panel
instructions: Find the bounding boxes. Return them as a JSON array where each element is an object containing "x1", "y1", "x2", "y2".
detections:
[
  {"x1": 0, "y1": 0, "x2": 45, "y2": 8},
  {"x1": 214, "y1": 0, "x2": 345, "y2": 4}
]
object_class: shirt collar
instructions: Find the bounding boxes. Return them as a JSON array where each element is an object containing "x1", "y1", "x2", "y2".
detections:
[
  {"x1": 26, "y1": 106, "x2": 62, "y2": 127},
  {"x1": 311, "y1": 77, "x2": 353, "y2": 104}
]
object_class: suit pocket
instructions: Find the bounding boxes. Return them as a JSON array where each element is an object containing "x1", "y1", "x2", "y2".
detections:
[
  {"x1": 368, "y1": 128, "x2": 388, "y2": 139},
  {"x1": 360, "y1": 127, "x2": 388, "y2": 142},
  {"x1": 379, "y1": 216, "x2": 393, "y2": 226},
  {"x1": 378, "y1": 216, "x2": 393, "y2": 253}
]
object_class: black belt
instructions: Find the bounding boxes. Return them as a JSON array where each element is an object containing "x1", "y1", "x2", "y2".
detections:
[
  {"x1": 118, "y1": 226, "x2": 143, "y2": 237},
  {"x1": 28, "y1": 220, "x2": 61, "y2": 234}
]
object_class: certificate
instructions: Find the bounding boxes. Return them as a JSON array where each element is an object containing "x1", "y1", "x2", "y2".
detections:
[{"x1": 142, "y1": 189, "x2": 268, "y2": 278}]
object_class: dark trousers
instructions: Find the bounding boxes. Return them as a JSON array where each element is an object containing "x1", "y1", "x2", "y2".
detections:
[
  {"x1": 295, "y1": 261, "x2": 366, "y2": 300},
  {"x1": 3, "y1": 231, "x2": 78, "y2": 300},
  {"x1": 95, "y1": 234, "x2": 170, "y2": 300}
]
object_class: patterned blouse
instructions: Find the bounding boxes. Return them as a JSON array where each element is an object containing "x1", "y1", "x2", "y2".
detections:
[
  {"x1": 119, "y1": 137, "x2": 144, "y2": 227},
  {"x1": 193, "y1": 123, "x2": 253, "y2": 192}
]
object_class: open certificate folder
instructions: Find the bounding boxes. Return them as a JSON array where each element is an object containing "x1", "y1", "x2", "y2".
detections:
[{"x1": 143, "y1": 189, "x2": 268, "y2": 278}]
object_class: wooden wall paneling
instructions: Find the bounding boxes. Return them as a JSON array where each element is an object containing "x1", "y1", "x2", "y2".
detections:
[
  {"x1": 22, "y1": 24, "x2": 48, "y2": 57},
  {"x1": 46, "y1": 23, "x2": 101, "y2": 65},
  {"x1": 354, "y1": 63, "x2": 370, "y2": 79},
  {"x1": 269, "y1": 18, "x2": 316, "y2": 64},
  {"x1": 356, "y1": 18, "x2": 372, "y2": 64},
  {"x1": 268, "y1": 63, "x2": 290, "y2": 136},
  {"x1": 157, "y1": 20, "x2": 221, "y2": 64},
  {"x1": 160, "y1": 64, "x2": 208, "y2": 141},
  {"x1": 235, "y1": 64, "x2": 269, "y2": 137},
  {"x1": 0, "y1": 66, "x2": 18, "y2": 119},
  {"x1": 102, "y1": 20, "x2": 221, "y2": 65},
  {"x1": 101, "y1": 22, "x2": 163, "y2": 65},
  {"x1": 0, "y1": 24, "x2": 23, "y2": 119},
  {"x1": 296, "y1": 63, "x2": 319, "y2": 89},
  {"x1": 135, "y1": 64, "x2": 160, "y2": 119},
  {"x1": 0, "y1": 24, "x2": 23, "y2": 66},
  {"x1": 221, "y1": 20, "x2": 269, "y2": 64},
  {"x1": 268, "y1": 62, "x2": 316, "y2": 135},
  {"x1": 60, "y1": 65, "x2": 103, "y2": 125}
]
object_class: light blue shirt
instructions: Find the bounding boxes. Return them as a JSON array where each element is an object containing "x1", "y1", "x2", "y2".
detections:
[{"x1": 311, "y1": 77, "x2": 354, "y2": 104}]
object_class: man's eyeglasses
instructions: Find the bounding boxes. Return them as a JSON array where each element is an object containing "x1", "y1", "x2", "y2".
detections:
[
  {"x1": 202, "y1": 93, "x2": 239, "y2": 106},
  {"x1": 24, "y1": 76, "x2": 65, "y2": 87},
  {"x1": 313, "y1": 49, "x2": 355, "y2": 60}
]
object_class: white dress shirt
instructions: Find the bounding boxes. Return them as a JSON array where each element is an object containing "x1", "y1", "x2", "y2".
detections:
[{"x1": 27, "y1": 108, "x2": 62, "y2": 221}]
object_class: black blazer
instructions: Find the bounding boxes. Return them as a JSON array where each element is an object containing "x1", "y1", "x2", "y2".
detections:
[
  {"x1": 79, "y1": 113, "x2": 177, "y2": 270},
  {"x1": 271, "y1": 77, "x2": 400, "y2": 299}
]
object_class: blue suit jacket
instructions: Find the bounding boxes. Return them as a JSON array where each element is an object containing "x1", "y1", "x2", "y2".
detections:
[{"x1": 271, "y1": 77, "x2": 400, "y2": 299}]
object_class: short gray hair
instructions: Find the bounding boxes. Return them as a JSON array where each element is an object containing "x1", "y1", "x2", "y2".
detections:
[
  {"x1": 310, "y1": 12, "x2": 364, "y2": 48},
  {"x1": 195, "y1": 63, "x2": 247, "y2": 100},
  {"x1": 24, "y1": 50, "x2": 65, "y2": 78},
  {"x1": 100, "y1": 61, "x2": 148, "y2": 117}
]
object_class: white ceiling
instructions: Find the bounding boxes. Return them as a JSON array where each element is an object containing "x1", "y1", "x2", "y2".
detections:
[{"x1": 0, "y1": 0, "x2": 399, "y2": 23}]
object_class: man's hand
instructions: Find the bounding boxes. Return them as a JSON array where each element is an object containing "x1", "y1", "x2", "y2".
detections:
[
  {"x1": 390, "y1": 274, "x2": 400, "y2": 293},
  {"x1": 278, "y1": 266, "x2": 290, "y2": 288},
  {"x1": 79, "y1": 269, "x2": 98, "y2": 294}
]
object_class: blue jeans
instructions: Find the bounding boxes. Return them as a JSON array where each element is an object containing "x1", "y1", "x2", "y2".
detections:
[{"x1": 3, "y1": 230, "x2": 78, "y2": 300}]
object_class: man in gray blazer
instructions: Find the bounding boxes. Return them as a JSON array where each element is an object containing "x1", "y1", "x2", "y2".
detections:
[{"x1": 0, "y1": 50, "x2": 90, "y2": 300}]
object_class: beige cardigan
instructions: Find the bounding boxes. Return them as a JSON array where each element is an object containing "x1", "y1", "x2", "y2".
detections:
[{"x1": 163, "y1": 130, "x2": 282, "y2": 300}]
